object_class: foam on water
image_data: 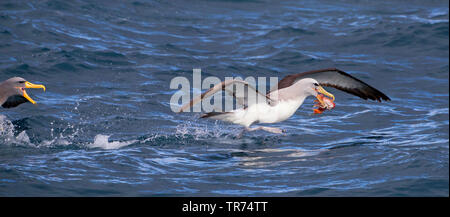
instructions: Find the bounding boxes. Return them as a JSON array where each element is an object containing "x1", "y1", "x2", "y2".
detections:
[
  {"x1": 175, "y1": 119, "x2": 239, "y2": 140},
  {"x1": 0, "y1": 115, "x2": 33, "y2": 146},
  {"x1": 87, "y1": 134, "x2": 137, "y2": 150}
]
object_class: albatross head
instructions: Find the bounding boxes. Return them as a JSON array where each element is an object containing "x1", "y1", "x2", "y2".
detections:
[
  {"x1": 4, "y1": 77, "x2": 46, "y2": 104},
  {"x1": 298, "y1": 78, "x2": 335, "y2": 101}
]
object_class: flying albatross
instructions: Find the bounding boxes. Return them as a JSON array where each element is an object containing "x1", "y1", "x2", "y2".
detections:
[
  {"x1": 178, "y1": 68, "x2": 390, "y2": 134},
  {"x1": 0, "y1": 77, "x2": 46, "y2": 109}
]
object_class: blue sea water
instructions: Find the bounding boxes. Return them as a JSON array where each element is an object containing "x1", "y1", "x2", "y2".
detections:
[{"x1": 0, "y1": 0, "x2": 448, "y2": 196}]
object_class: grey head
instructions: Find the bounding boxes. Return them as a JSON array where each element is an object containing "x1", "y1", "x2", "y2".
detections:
[{"x1": 0, "y1": 77, "x2": 46, "y2": 108}]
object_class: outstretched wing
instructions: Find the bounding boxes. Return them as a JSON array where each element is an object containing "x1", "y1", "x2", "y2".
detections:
[
  {"x1": 1, "y1": 95, "x2": 29, "y2": 108},
  {"x1": 275, "y1": 68, "x2": 390, "y2": 102},
  {"x1": 178, "y1": 80, "x2": 274, "y2": 113}
]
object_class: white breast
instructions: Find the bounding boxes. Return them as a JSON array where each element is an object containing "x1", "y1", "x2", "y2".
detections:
[
  {"x1": 228, "y1": 97, "x2": 306, "y2": 127},
  {"x1": 257, "y1": 99, "x2": 305, "y2": 123},
  {"x1": 223, "y1": 85, "x2": 312, "y2": 127}
]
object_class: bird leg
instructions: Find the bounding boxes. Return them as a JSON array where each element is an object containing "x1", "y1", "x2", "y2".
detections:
[
  {"x1": 246, "y1": 126, "x2": 285, "y2": 134},
  {"x1": 236, "y1": 126, "x2": 285, "y2": 138}
]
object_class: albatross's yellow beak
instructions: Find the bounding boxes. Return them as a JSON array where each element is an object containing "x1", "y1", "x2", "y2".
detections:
[
  {"x1": 315, "y1": 86, "x2": 335, "y2": 104},
  {"x1": 22, "y1": 81, "x2": 46, "y2": 104}
]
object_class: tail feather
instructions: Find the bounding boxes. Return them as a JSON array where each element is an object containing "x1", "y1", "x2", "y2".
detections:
[
  {"x1": 200, "y1": 111, "x2": 244, "y2": 126},
  {"x1": 200, "y1": 112, "x2": 231, "y2": 119}
]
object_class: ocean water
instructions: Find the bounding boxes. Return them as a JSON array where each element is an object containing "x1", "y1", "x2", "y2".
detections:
[{"x1": 0, "y1": 0, "x2": 448, "y2": 196}]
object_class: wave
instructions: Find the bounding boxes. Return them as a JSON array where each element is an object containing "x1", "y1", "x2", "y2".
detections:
[{"x1": 87, "y1": 134, "x2": 137, "y2": 150}]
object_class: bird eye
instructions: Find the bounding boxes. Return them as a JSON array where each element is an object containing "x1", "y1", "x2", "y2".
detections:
[
  {"x1": 314, "y1": 83, "x2": 319, "y2": 86},
  {"x1": 18, "y1": 81, "x2": 25, "y2": 84}
]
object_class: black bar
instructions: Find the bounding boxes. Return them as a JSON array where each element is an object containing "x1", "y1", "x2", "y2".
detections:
[{"x1": 0, "y1": 197, "x2": 448, "y2": 216}]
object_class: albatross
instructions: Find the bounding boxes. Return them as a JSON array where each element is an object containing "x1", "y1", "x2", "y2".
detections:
[
  {"x1": 0, "y1": 77, "x2": 46, "y2": 108},
  {"x1": 179, "y1": 68, "x2": 390, "y2": 134}
]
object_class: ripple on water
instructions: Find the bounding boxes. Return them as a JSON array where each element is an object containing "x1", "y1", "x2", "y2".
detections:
[{"x1": 0, "y1": 0, "x2": 448, "y2": 196}]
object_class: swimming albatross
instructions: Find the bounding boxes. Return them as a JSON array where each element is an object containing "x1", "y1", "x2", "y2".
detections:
[
  {"x1": 0, "y1": 77, "x2": 46, "y2": 108},
  {"x1": 179, "y1": 68, "x2": 390, "y2": 134}
]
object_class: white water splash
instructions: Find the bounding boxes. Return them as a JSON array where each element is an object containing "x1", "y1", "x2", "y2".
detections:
[
  {"x1": 87, "y1": 134, "x2": 137, "y2": 150},
  {"x1": 0, "y1": 115, "x2": 33, "y2": 146},
  {"x1": 175, "y1": 119, "x2": 240, "y2": 140}
]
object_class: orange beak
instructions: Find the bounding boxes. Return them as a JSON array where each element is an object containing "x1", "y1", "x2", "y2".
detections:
[
  {"x1": 21, "y1": 81, "x2": 46, "y2": 104},
  {"x1": 315, "y1": 86, "x2": 335, "y2": 104}
]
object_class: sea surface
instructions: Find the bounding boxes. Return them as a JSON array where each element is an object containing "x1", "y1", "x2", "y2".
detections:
[{"x1": 0, "y1": 0, "x2": 448, "y2": 196}]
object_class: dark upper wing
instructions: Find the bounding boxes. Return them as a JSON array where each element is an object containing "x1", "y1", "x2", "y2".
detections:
[
  {"x1": 2, "y1": 95, "x2": 29, "y2": 108},
  {"x1": 178, "y1": 80, "x2": 274, "y2": 112},
  {"x1": 275, "y1": 68, "x2": 390, "y2": 102}
]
